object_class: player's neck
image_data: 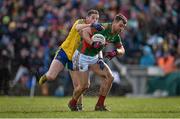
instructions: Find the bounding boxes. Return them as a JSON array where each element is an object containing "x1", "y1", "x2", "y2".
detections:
[{"x1": 111, "y1": 28, "x2": 118, "y2": 35}]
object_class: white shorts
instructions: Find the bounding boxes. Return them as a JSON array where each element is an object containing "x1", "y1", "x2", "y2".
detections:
[{"x1": 72, "y1": 50, "x2": 99, "y2": 72}]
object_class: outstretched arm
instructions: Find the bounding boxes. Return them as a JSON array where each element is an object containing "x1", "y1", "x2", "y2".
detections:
[
  {"x1": 104, "y1": 43, "x2": 125, "y2": 60},
  {"x1": 75, "y1": 24, "x2": 91, "y2": 31},
  {"x1": 76, "y1": 23, "x2": 104, "y2": 32}
]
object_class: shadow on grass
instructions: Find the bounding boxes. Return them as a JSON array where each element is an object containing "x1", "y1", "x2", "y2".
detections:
[{"x1": 1, "y1": 110, "x2": 180, "y2": 114}]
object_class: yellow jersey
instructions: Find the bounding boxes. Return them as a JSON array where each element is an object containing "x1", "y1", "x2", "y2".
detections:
[{"x1": 60, "y1": 19, "x2": 85, "y2": 60}]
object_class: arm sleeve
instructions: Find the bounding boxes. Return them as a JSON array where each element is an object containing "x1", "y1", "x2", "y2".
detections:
[
  {"x1": 72, "y1": 19, "x2": 81, "y2": 32},
  {"x1": 114, "y1": 35, "x2": 123, "y2": 48}
]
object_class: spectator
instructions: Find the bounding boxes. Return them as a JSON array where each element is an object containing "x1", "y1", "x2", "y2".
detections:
[
  {"x1": 0, "y1": 0, "x2": 179, "y2": 96},
  {"x1": 0, "y1": 46, "x2": 12, "y2": 95},
  {"x1": 140, "y1": 45, "x2": 155, "y2": 67},
  {"x1": 157, "y1": 51, "x2": 176, "y2": 74}
]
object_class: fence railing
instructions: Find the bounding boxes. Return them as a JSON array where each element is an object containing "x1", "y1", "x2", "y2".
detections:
[{"x1": 111, "y1": 58, "x2": 165, "y2": 96}]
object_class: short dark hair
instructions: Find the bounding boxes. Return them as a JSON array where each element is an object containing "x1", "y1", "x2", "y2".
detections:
[
  {"x1": 87, "y1": 9, "x2": 99, "y2": 16},
  {"x1": 114, "y1": 13, "x2": 127, "y2": 24}
]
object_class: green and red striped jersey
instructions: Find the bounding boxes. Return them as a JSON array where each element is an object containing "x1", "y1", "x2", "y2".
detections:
[{"x1": 78, "y1": 23, "x2": 122, "y2": 56}]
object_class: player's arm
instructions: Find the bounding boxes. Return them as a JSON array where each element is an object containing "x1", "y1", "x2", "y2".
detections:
[
  {"x1": 104, "y1": 43, "x2": 125, "y2": 60},
  {"x1": 75, "y1": 24, "x2": 91, "y2": 31},
  {"x1": 81, "y1": 27, "x2": 93, "y2": 45},
  {"x1": 101, "y1": 23, "x2": 110, "y2": 29},
  {"x1": 81, "y1": 27, "x2": 103, "y2": 49},
  {"x1": 104, "y1": 34, "x2": 125, "y2": 60},
  {"x1": 114, "y1": 35, "x2": 125, "y2": 56},
  {"x1": 72, "y1": 20, "x2": 90, "y2": 32},
  {"x1": 76, "y1": 22, "x2": 104, "y2": 32}
]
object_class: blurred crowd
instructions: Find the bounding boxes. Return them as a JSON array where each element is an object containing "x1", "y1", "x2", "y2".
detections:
[{"x1": 0, "y1": 0, "x2": 179, "y2": 95}]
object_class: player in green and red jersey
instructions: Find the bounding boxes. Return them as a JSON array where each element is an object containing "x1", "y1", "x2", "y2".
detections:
[{"x1": 68, "y1": 13, "x2": 127, "y2": 111}]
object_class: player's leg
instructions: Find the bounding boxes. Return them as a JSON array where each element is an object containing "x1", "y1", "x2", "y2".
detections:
[
  {"x1": 90, "y1": 63, "x2": 114, "y2": 96},
  {"x1": 73, "y1": 71, "x2": 89, "y2": 100},
  {"x1": 69, "y1": 70, "x2": 84, "y2": 110},
  {"x1": 68, "y1": 50, "x2": 92, "y2": 111},
  {"x1": 39, "y1": 49, "x2": 66, "y2": 85},
  {"x1": 90, "y1": 63, "x2": 114, "y2": 111},
  {"x1": 68, "y1": 71, "x2": 89, "y2": 111}
]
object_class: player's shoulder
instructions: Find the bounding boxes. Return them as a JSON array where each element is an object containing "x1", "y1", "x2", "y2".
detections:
[
  {"x1": 100, "y1": 22, "x2": 111, "y2": 30},
  {"x1": 101, "y1": 22, "x2": 111, "y2": 27},
  {"x1": 115, "y1": 34, "x2": 121, "y2": 42},
  {"x1": 114, "y1": 33, "x2": 121, "y2": 38},
  {"x1": 75, "y1": 19, "x2": 85, "y2": 24}
]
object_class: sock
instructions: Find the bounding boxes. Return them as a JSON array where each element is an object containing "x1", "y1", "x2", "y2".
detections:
[
  {"x1": 96, "y1": 95, "x2": 106, "y2": 106},
  {"x1": 39, "y1": 75, "x2": 47, "y2": 85},
  {"x1": 70, "y1": 98, "x2": 77, "y2": 107}
]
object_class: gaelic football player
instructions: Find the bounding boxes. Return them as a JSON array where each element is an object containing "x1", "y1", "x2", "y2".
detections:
[
  {"x1": 39, "y1": 9, "x2": 103, "y2": 110},
  {"x1": 68, "y1": 13, "x2": 127, "y2": 111}
]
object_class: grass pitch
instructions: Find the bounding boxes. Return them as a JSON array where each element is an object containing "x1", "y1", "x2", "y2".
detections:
[{"x1": 0, "y1": 96, "x2": 180, "y2": 118}]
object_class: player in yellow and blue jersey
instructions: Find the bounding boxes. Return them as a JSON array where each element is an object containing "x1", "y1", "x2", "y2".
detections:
[{"x1": 39, "y1": 10, "x2": 103, "y2": 110}]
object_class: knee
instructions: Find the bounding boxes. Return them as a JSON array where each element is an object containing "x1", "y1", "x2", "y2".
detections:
[
  {"x1": 81, "y1": 85, "x2": 89, "y2": 92},
  {"x1": 78, "y1": 85, "x2": 89, "y2": 92},
  {"x1": 107, "y1": 74, "x2": 114, "y2": 83},
  {"x1": 73, "y1": 80, "x2": 79, "y2": 88}
]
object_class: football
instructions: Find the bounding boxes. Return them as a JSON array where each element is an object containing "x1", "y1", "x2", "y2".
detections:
[{"x1": 91, "y1": 33, "x2": 106, "y2": 45}]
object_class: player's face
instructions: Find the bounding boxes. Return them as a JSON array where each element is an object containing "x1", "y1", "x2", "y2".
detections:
[
  {"x1": 86, "y1": 14, "x2": 99, "y2": 24},
  {"x1": 112, "y1": 20, "x2": 126, "y2": 33}
]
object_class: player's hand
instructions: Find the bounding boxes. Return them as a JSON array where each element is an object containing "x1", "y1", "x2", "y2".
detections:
[
  {"x1": 104, "y1": 50, "x2": 118, "y2": 60},
  {"x1": 92, "y1": 41, "x2": 103, "y2": 49},
  {"x1": 97, "y1": 58, "x2": 105, "y2": 70},
  {"x1": 91, "y1": 23, "x2": 104, "y2": 31}
]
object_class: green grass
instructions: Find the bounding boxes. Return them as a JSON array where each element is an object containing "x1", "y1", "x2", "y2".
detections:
[{"x1": 0, "y1": 96, "x2": 180, "y2": 118}]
